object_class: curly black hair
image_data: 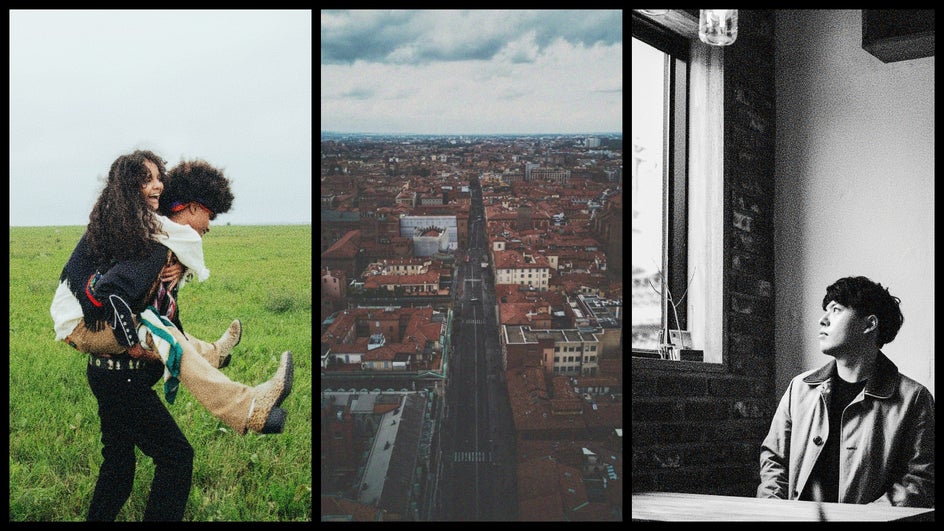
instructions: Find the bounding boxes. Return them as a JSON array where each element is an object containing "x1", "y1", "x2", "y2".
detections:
[
  {"x1": 159, "y1": 159, "x2": 234, "y2": 220},
  {"x1": 86, "y1": 150, "x2": 167, "y2": 264},
  {"x1": 822, "y1": 276, "x2": 904, "y2": 347}
]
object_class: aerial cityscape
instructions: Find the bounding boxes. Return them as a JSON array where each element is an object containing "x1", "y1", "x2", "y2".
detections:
[
  {"x1": 320, "y1": 132, "x2": 623, "y2": 521},
  {"x1": 320, "y1": 10, "x2": 622, "y2": 522}
]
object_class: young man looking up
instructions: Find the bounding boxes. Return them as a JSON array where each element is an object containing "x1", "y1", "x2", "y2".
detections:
[{"x1": 757, "y1": 276, "x2": 933, "y2": 507}]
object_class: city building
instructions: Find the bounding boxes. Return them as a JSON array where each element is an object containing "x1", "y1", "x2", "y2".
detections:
[
  {"x1": 321, "y1": 306, "x2": 446, "y2": 372},
  {"x1": 399, "y1": 215, "x2": 458, "y2": 252},
  {"x1": 321, "y1": 390, "x2": 434, "y2": 520},
  {"x1": 322, "y1": 267, "x2": 348, "y2": 302},
  {"x1": 321, "y1": 267, "x2": 348, "y2": 322},
  {"x1": 591, "y1": 192, "x2": 622, "y2": 281},
  {"x1": 505, "y1": 366, "x2": 620, "y2": 441},
  {"x1": 321, "y1": 210, "x2": 360, "y2": 252},
  {"x1": 516, "y1": 437, "x2": 622, "y2": 521},
  {"x1": 576, "y1": 294, "x2": 621, "y2": 327},
  {"x1": 364, "y1": 270, "x2": 444, "y2": 296},
  {"x1": 321, "y1": 229, "x2": 362, "y2": 279},
  {"x1": 492, "y1": 250, "x2": 551, "y2": 292},
  {"x1": 410, "y1": 226, "x2": 450, "y2": 257},
  {"x1": 498, "y1": 301, "x2": 552, "y2": 329},
  {"x1": 502, "y1": 325, "x2": 602, "y2": 377},
  {"x1": 529, "y1": 167, "x2": 571, "y2": 185}
]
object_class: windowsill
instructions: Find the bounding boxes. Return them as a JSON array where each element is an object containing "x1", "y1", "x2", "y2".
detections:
[{"x1": 632, "y1": 355, "x2": 726, "y2": 372}]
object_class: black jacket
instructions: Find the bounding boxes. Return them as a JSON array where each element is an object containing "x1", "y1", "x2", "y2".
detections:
[{"x1": 60, "y1": 233, "x2": 183, "y2": 348}]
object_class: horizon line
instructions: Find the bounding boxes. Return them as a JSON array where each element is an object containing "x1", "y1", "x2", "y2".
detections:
[
  {"x1": 321, "y1": 131, "x2": 623, "y2": 136},
  {"x1": 9, "y1": 222, "x2": 313, "y2": 228}
]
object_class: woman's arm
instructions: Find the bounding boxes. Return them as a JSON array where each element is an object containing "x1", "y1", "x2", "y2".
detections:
[{"x1": 92, "y1": 244, "x2": 169, "y2": 349}]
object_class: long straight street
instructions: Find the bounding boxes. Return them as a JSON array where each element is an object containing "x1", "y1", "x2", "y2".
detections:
[{"x1": 439, "y1": 177, "x2": 517, "y2": 521}]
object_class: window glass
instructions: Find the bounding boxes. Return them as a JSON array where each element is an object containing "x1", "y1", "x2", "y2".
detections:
[{"x1": 631, "y1": 36, "x2": 666, "y2": 351}]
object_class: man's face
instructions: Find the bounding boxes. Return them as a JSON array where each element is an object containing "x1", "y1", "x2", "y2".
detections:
[
  {"x1": 186, "y1": 202, "x2": 212, "y2": 237},
  {"x1": 170, "y1": 202, "x2": 212, "y2": 237},
  {"x1": 818, "y1": 300, "x2": 874, "y2": 356}
]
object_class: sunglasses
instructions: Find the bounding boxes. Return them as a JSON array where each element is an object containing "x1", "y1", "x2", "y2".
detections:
[{"x1": 191, "y1": 201, "x2": 216, "y2": 220}]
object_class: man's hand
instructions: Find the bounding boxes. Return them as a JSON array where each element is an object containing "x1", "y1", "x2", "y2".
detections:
[
  {"x1": 127, "y1": 342, "x2": 161, "y2": 363},
  {"x1": 160, "y1": 260, "x2": 184, "y2": 285}
]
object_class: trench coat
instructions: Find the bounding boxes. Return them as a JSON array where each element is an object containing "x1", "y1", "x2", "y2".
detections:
[{"x1": 757, "y1": 352, "x2": 934, "y2": 507}]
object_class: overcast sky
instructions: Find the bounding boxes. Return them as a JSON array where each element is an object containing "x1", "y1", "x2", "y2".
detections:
[
  {"x1": 321, "y1": 10, "x2": 622, "y2": 135},
  {"x1": 10, "y1": 9, "x2": 312, "y2": 227}
]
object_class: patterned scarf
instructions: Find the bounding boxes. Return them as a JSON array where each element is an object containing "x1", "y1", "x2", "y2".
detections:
[
  {"x1": 138, "y1": 307, "x2": 183, "y2": 404},
  {"x1": 152, "y1": 277, "x2": 178, "y2": 322}
]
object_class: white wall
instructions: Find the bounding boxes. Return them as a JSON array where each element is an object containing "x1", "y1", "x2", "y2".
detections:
[{"x1": 774, "y1": 10, "x2": 934, "y2": 397}]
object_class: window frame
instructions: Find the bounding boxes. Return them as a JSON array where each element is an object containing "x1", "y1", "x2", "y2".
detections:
[
  {"x1": 631, "y1": 9, "x2": 727, "y2": 371},
  {"x1": 632, "y1": 13, "x2": 690, "y2": 357}
]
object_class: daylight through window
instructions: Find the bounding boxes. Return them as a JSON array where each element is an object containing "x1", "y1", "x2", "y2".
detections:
[{"x1": 631, "y1": 37, "x2": 665, "y2": 351}]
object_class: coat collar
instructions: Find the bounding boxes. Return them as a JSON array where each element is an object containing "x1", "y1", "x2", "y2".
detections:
[{"x1": 802, "y1": 351, "x2": 899, "y2": 399}]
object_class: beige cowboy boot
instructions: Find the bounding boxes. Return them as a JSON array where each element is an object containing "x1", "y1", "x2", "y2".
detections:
[
  {"x1": 246, "y1": 351, "x2": 294, "y2": 434},
  {"x1": 169, "y1": 327, "x2": 293, "y2": 435},
  {"x1": 213, "y1": 319, "x2": 242, "y2": 368}
]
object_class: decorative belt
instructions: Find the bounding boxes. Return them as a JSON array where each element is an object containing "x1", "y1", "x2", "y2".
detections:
[{"x1": 88, "y1": 354, "x2": 146, "y2": 371}]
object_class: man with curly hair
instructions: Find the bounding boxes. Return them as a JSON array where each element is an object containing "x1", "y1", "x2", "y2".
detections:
[
  {"x1": 757, "y1": 276, "x2": 934, "y2": 507},
  {"x1": 152, "y1": 159, "x2": 294, "y2": 437},
  {"x1": 151, "y1": 158, "x2": 239, "y2": 367}
]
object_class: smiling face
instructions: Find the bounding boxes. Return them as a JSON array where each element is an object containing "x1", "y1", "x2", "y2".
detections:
[
  {"x1": 141, "y1": 159, "x2": 164, "y2": 211},
  {"x1": 818, "y1": 300, "x2": 877, "y2": 357}
]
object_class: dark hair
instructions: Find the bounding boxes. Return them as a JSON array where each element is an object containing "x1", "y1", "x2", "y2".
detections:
[
  {"x1": 159, "y1": 159, "x2": 233, "y2": 220},
  {"x1": 86, "y1": 150, "x2": 167, "y2": 264},
  {"x1": 822, "y1": 276, "x2": 904, "y2": 347}
]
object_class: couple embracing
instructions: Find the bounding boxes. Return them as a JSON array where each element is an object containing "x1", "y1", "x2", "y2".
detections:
[{"x1": 50, "y1": 149, "x2": 295, "y2": 521}]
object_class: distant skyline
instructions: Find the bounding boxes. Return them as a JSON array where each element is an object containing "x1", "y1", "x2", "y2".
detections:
[
  {"x1": 10, "y1": 10, "x2": 312, "y2": 227},
  {"x1": 321, "y1": 10, "x2": 622, "y2": 135},
  {"x1": 322, "y1": 131, "x2": 622, "y2": 137}
]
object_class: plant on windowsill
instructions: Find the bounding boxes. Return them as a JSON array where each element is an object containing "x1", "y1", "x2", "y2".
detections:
[{"x1": 648, "y1": 267, "x2": 701, "y2": 361}]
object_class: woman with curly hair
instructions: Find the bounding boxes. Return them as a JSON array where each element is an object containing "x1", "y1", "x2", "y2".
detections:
[
  {"x1": 84, "y1": 150, "x2": 169, "y2": 265},
  {"x1": 51, "y1": 150, "x2": 293, "y2": 521}
]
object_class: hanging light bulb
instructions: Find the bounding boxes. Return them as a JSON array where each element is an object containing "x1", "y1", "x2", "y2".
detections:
[{"x1": 699, "y1": 9, "x2": 738, "y2": 46}]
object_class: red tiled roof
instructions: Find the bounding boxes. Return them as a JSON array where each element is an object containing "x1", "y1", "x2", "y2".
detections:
[
  {"x1": 362, "y1": 344, "x2": 396, "y2": 361},
  {"x1": 322, "y1": 307, "x2": 440, "y2": 368},
  {"x1": 493, "y1": 249, "x2": 549, "y2": 270},
  {"x1": 367, "y1": 271, "x2": 440, "y2": 286},
  {"x1": 321, "y1": 230, "x2": 361, "y2": 259},
  {"x1": 517, "y1": 492, "x2": 564, "y2": 521},
  {"x1": 499, "y1": 302, "x2": 550, "y2": 327},
  {"x1": 320, "y1": 495, "x2": 382, "y2": 521}
]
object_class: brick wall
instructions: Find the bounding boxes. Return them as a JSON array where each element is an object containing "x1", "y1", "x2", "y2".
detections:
[{"x1": 632, "y1": 10, "x2": 776, "y2": 497}]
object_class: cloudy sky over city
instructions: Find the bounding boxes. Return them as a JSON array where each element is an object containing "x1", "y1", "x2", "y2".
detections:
[
  {"x1": 10, "y1": 9, "x2": 311, "y2": 227},
  {"x1": 321, "y1": 10, "x2": 622, "y2": 135}
]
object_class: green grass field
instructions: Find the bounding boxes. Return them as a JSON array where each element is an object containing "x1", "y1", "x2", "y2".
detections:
[{"x1": 9, "y1": 225, "x2": 312, "y2": 521}]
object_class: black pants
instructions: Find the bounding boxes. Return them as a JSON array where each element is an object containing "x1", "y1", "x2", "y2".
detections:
[{"x1": 86, "y1": 359, "x2": 194, "y2": 521}]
